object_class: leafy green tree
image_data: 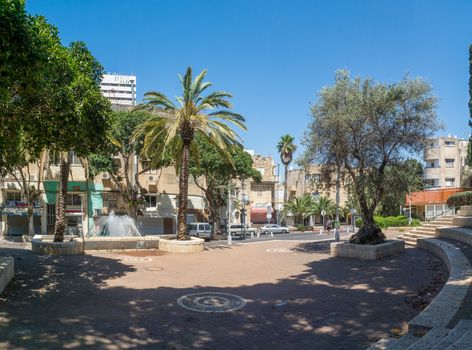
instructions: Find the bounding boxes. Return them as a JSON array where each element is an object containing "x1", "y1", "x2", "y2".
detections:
[
  {"x1": 190, "y1": 137, "x2": 261, "y2": 235},
  {"x1": 379, "y1": 158, "x2": 424, "y2": 216},
  {"x1": 302, "y1": 70, "x2": 439, "y2": 244},
  {"x1": 88, "y1": 110, "x2": 170, "y2": 221},
  {"x1": 277, "y1": 135, "x2": 297, "y2": 204},
  {"x1": 42, "y1": 42, "x2": 112, "y2": 242},
  {"x1": 282, "y1": 194, "x2": 317, "y2": 225},
  {"x1": 136, "y1": 67, "x2": 246, "y2": 240}
]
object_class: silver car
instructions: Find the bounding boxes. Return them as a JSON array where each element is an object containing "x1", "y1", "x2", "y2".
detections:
[
  {"x1": 260, "y1": 224, "x2": 289, "y2": 234},
  {"x1": 188, "y1": 223, "x2": 212, "y2": 240}
]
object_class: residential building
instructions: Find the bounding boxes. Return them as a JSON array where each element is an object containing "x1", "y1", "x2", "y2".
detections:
[
  {"x1": 423, "y1": 135, "x2": 468, "y2": 189},
  {"x1": 409, "y1": 135, "x2": 469, "y2": 220},
  {"x1": 0, "y1": 152, "x2": 206, "y2": 236},
  {"x1": 286, "y1": 166, "x2": 349, "y2": 225},
  {"x1": 226, "y1": 152, "x2": 280, "y2": 227},
  {"x1": 100, "y1": 73, "x2": 137, "y2": 107}
]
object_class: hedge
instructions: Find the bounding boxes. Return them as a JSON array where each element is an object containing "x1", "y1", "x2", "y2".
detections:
[
  {"x1": 446, "y1": 191, "x2": 472, "y2": 207},
  {"x1": 355, "y1": 215, "x2": 421, "y2": 228}
]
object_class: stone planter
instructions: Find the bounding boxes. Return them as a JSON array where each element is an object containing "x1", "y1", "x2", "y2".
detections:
[
  {"x1": 330, "y1": 240, "x2": 405, "y2": 260},
  {"x1": 159, "y1": 235, "x2": 204, "y2": 253},
  {"x1": 31, "y1": 235, "x2": 83, "y2": 255},
  {"x1": 457, "y1": 205, "x2": 472, "y2": 216},
  {"x1": 0, "y1": 257, "x2": 14, "y2": 295},
  {"x1": 80, "y1": 236, "x2": 160, "y2": 250}
]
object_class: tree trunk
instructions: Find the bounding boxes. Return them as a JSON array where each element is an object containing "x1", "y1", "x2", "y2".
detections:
[
  {"x1": 349, "y1": 210, "x2": 385, "y2": 245},
  {"x1": 176, "y1": 142, "x2": 190, "y2": 240},
  {"x1": 54, "y1": 154, "x2": 71, "y2": 242},
  {"x1": 284, "y1": 164, "x2": 289, "y2": 204},
  {"x1": 27, "y1": 206, "x2": 35, "y2": 236}
]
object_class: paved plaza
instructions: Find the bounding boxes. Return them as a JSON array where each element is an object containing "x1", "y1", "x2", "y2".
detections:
[{"x1": 0, "y1": 238, "x2": 446, "y2": 350}]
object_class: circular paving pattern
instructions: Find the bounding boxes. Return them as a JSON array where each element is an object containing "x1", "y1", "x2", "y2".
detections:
[
  {"x1": 265, "y1": 248, "x2": 293, "y2": 253},
  {"x1": 177, "y1": 292, "x2": 247, "y2": 313},
  {"x1": 145, "y1": 266, "x2": 163, "y2": 271},
  {"x1": 118, "y1": 257, "x2": 153, "y2": 263}
]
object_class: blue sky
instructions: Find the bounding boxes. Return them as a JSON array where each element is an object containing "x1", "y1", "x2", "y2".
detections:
[{"x1": 27, "y1": 0, "x2": 472, "y2": 166}]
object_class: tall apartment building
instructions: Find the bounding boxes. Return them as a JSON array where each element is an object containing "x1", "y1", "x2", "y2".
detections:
[
  {"x1": 100, "y1": 73, "x2": 137, "y2": 107},
  {"x1": 409, "y1": 135, "x2": 469, "y2": 220},
  {"x1": 423, "y1": 135, "x2": 468, "y2": 189}
]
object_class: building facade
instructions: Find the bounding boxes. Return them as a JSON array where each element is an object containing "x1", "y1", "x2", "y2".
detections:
[
  {"x1": 100, "y1": 73, "x2": 137, "y2": 107},
  {"x1": 286, "y1": 166, "x2": 349, "y2": 225},
  {"x1": 409, "y1": 135, "x2": 469, "y2": 220}
]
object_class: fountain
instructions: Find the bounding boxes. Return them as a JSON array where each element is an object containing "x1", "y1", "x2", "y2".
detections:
[
  {"x1": 81, "y1": 211, "x2": 159, "y2": 250},
  {"x1": 89, "y1": 211, "x2": 141, "y2": 237}
]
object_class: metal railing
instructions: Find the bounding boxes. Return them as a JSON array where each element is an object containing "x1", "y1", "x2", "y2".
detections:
[{"x1": 425, "y1": 207, "x2": 455, "y2": 223}]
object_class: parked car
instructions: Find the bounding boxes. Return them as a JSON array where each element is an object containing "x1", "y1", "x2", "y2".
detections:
[
  {"x1": 228, "y1": 223, "x2": 258, "y2": 238},
  {"x1": 260, "y1": 224, "x2": 289, "y2": 234},
  {"x1": 188, "y1": 222, "x2": 212, "y2": 241}
]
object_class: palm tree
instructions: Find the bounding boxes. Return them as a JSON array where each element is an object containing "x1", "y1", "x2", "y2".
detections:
[
  {"x1": 315, "y1": 196, "x2": 336, "y2": 227},
  {"x1": 282, "y1": 194, "x2": 317, "y2": 226},
  {"x1": 135, "y1": 67, "x2": 246, "y2": 240},
  {"x1": 277, "y1": 135, "x2": 297, "y2": 204}
]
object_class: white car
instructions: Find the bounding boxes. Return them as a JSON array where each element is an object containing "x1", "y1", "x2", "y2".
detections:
[
  {"x1": 260, "y1": 224, "x2": 289, "y2": 234},
  {"x1": 228, "y1": 223, "x2": 258, "y2": 238},
  {"x1": 188, "y1": 222, "x2": 212, "y2": 241}
]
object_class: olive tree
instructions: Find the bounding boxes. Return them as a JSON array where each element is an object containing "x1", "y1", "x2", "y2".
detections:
[{"x1": 302, "y1": 70, "x2": 439, "y2": 244}]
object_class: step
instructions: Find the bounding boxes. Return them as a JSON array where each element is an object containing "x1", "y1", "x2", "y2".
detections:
[
  {"x1": 402, "y1": 233, "x2": 430, "y2": 239},
  {"x1": 433, "y1": 320, "x2": 472, "y2": 349},
  {"x1": 366, "y1": 337, "x2": 397, "y2": 350},
  {"x1": 406, "y1": 328, "x2": 450, "y2": 349},
  {"x1": 384, "y1": 333, "x2": 421, "y2": 350},
  {"x1": 445, "y1": 330, "x2": 472, "y2": 350},
  {"x1": 423, "y1": 223, "x2": 452, "y2": 228},
  {"x1": 413, "y1": 228, "x2": 436, "y2": 236},
  {"x1": 399, "y1": 236, "x2": 417, "y2": 246}
]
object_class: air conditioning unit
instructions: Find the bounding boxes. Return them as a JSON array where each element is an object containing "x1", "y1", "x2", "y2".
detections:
[
  {"x1": 29, "y1": 174, "x2": 37, "y2": 182},
  {"x1": 102, "y1": 173, "x2": 110, "y2": 180}
]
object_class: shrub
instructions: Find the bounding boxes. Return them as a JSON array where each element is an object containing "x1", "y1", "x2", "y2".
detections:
[
  {"x1": 446, "y1": 191, "x2": 472, "y2": 207},
  {"x1": 354, "y1": 215, "x2": 417, "y2": 228},
  {"x1": 296, "y1": 224, "x2": 305, "y2": 232}
]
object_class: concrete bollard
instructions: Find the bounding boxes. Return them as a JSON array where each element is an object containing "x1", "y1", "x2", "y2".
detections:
[
  {"x1": 227, "y1": 234, "x2": 232, "y2": 245},
  {"x1": 270, "y1": 232, "x2": 274, "y2": 238},
  {"x1": 250, "y1": 231, "x2": 254, "y2": 239},
  {"x1": 346, "y1": 227, "x2": 350, "y2": 234},
  {"x1": 320, "y1": 228, "x2": 323, "y2": 235},
  {"x1": 257, "y1": 231, "x2": 260, "y2": 238}
]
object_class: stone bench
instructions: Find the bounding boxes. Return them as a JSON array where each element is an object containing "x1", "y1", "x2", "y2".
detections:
[{"x1": 410, "y1": 238, "x2": 472, "y2": 331}]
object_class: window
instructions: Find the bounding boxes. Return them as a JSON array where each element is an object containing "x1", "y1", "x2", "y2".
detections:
[
  {"x1": 424, "y1": 179, "x2": 439, "y2": 188},
  {"x1": 445, "y1": 178, "x2": 455, "y2": 187},
  {"x1": 445, "y1": 159, "x2": 455, "y2": 168},
  {"x1": 69, "y1": 152, "x2": 81, "y2": 166},
  {"x1": 66, "y1": 216, "x2": 80, "y2": 235},
  {"x1": 102, "y1": 193, "x2": 117, "y2": 208},
  {"x1": 66, "y1": 194, "x2": 82, "y2": 206},
  {"x1": 144, "y1": 195, "x2": 157, "y2": 208},
  {"x1": 445, "y1": 140, "x2": 455, "y2": 146},
  {"x1": 426, "y1": 160, "x2": 439, "y2": 168},
  {"x1": 48, "y1": 151, "x2": 60, "y2": 166},
  {"x1": 47, "y1": 204, "x2": 56, "y2": 227},
  {"x1": 305, "y1": 173, "x2": 320, "y2": 183},
  {"x1": 6, "y1": 192, "x2": 22, "y2": 202}
]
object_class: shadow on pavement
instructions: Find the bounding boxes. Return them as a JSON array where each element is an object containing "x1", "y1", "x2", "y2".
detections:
[{"x1": 0, "y1": 243, "x2": 447, "y2": 350}]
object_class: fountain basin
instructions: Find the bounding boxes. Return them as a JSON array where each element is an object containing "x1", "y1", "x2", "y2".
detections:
[
  {"x1": 79, "y1": 236, "x2": 160, "y2": 250},
  {"x1": 159, "y1": 235, "x2": 204, "y2": 253},
  {"x1": 32, "y1": 235, "x2": 84, "y2": 255}
]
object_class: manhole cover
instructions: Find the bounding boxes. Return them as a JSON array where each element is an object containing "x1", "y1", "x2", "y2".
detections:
[
  {"x1": 177, "y1": 292, "x2": 246, "y2": 313},
  {"x1": 118, "y1": 257, "x2": 153, "y2": 263},
  {"x1": 145, "y1": 266, "x2": 163, "y2": 271},
  {"x1": 266, "y1": 248, "x2": 292, "y2": 253}
]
